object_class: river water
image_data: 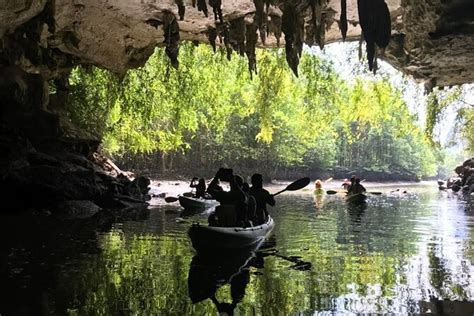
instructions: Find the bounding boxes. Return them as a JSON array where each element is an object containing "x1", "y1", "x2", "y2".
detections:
[{"x1": 1, "y1": 182, "x2": 474, "y2": 315}]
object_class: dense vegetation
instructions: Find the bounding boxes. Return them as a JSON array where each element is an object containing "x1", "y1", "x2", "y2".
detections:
[{"x1": 64, "y1": 43, "x2": 444, "y2": 180}]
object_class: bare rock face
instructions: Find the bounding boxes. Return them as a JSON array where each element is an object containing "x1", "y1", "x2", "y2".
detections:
[
  {"x1": 0, "y1": 0, "x2": 473, "y2": 88},
  {"x1": 0, "y1": 0, "x2": 48, "y2": 38}
]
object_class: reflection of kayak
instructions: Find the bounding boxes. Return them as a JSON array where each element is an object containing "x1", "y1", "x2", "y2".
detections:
[
  {"x1": 188, "y1": 243, "x2": 261, "y2": 303},
  {"x1": 179, "y1": 195, "x2": 219, "y2": 210},
  {"x1": 188, "y1": 216, "x2": 275, "y2": 250},
  {"x1": 346, "y1": 193, "x2": 367, "y2": 204},
  {"x1": 314, "y1": 188, "x2": 325, "y2": 195}
]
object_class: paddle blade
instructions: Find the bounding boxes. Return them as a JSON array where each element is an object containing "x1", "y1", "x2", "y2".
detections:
[
  {"x1": 326, "y1": 190, "x2": 339, "y2": 195},
  {"x1": 368, "y1": 191, "x2": 382, "y2": 195},
  {"x1": 285, "y1": 177, "x2": 311, "y2": 191},
  {"x1": 165, "y1": 196, "x2": 179, "y2": 203}
]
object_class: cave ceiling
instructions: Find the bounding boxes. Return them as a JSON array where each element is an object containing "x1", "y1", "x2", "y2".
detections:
[{"x1": 1, "y1": 0, "x2": 473, "y2": 88}]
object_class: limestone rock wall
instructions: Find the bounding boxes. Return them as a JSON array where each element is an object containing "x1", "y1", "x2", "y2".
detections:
[{"x1": 1, "y1": 0, "x2": 473, "y2": 87}]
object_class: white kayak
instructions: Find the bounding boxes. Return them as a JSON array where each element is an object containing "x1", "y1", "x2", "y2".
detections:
[{"x1": 188, "y1": 216, "x2": 275, "y2": 250}]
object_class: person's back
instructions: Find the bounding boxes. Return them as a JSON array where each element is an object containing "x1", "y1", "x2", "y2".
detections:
[
  {"x1": 242, "y1": 182, "x2": 256, "y2": 226},
  {"x1": 249, "y1": 174, "x2": 275, "y2": 224},
  {"x1": 195, "y1": 178, "x2": 206, "y2": 198},
  {"x1": 351, "y1": 178, "x2": 366, "y2": 194},
  {"x1": 207, "y1": 168, "x2": 246, "y2": 227}
]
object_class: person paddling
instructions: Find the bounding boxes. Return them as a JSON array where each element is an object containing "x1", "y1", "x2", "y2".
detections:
[
  {"x1": 207, "y1": 168, "x2": 246, "y2": 227},
  {"x1": 347, "y1": 176, "x2": 356, "y2": 194},
  {"x1": 341, "y1": 178, "x2": 351, "y2": 191},
  {"x1": 249, "y1": 174, "x2": 275, "y2": 225},
  {"x1": 190, "y1": 177, "x2": 206, "y2": 199},
  {"x1": 351, "y1": 177, "x2": 366, "y2": 194},
  {"x1": 315, "y1": 179, "x2": 322, "y2": 190}
]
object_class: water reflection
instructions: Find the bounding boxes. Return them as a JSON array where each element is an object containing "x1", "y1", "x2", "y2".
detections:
[
  {"x1": 313, "y1": 191, "x2": 326, "y2": 210},
  {"x1": 2, "y1": 184, "x2": 474, "y2": 314},
  {"x1": 188, "y1": 244, "x2": 262, "y2": 315},
  {"x1": 347, "y1": 201, "x2": 367, "y2": 224}
]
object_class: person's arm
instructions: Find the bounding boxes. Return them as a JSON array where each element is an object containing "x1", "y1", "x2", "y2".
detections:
[
  {"x1": 265, "y1": 190, "x2": 275, "y2": 206},
  {"x1": 207, "y1": 171, "x2": 222, "y2": 198},
  {"x1": 190, "y1": 177, "x2": 198, "y2": 188}
]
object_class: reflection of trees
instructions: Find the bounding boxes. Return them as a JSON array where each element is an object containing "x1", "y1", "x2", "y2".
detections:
[
  {"x1": 42, "y1": 193, "x2": 474, "y2": 315},
  {"x1": 256, "y1": 195, "x2": 424, "y2": 313},
  {"x1": 428, "y1": 241, "x2": 469, "y2": 301},
  {"x1": 53, "y1": 229, "x2": 217, "y2": 315}
]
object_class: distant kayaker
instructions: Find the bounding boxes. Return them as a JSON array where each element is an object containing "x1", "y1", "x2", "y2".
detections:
[
  {"x1": 314, "y1": 179, "x2": 322, "y2": 190},
  {"x1": 347, "y1": 176, "x2": 356, "y2": 194},
  {"x1": 190, "y1": 177, "x2": 206, "y2": 198},
  {"x1": 249, "y1": 173, "x2": 275, "y2": 225},
  {"x1": 351, "y1": 178, "x2": 366, "y2": 194},
  {"x1": 341, "y1": 178, "x2": 351, "y2": 191}
]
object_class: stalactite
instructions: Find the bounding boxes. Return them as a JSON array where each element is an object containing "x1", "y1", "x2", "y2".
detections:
[
  {"x1": 175, "y1": 0, "x2": 185, "y2": 20},
  {"x1": 374, "y1": 1, "x2": 390, "y2": 49},
  {"x1": 228, "y1": 18, "x2": 246, "y2": 56},
  {"x1": 357, "y1": 0, "x2": 391, "y2": 72},
  {"x1": 215, "y1": 22, "x2": 232, "y2": 60},
  {"x1": 282, "y1": 3, "x2": 304, "y2": 76},
  {"x1": 305, "y1": 0, "x2": 327, "y2": 50},
  {"x1": 245, "y1": 22, "x2": 258, "y2": 78},
  {"x1": 209, "y1": 0, "x2": 223, "y2": 23},
  {"x1": 208, "y1": 27, "x2": 217, "y2": 52},
  {"x1": 268, "y1": 13, "x2": 282, "y2": 47},
  {"x1": 261, "y1": 2, "x2": 270, "y2": 45},
  {"x1": 340, "y1": 0, "x2": 347, "y2": 41},
  {"x1": 162, "y1": 11, "x2": 180, "y2": 68},
  {"x1": 197, "y1": 0, "x2": 208, "y2": 17},
  {"x1": 253, "y1": 0, "x2": 266, "y2": 44}
]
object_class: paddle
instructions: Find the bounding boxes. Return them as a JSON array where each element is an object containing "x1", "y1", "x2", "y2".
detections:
[
  {"x1": 326, "y1": 190, "x2": 382, "y2": 195},
  {"x1": 368, "y1": 191, "x2": 382, "y2": 195},
  {"x1": 165, "y1": 196, "x2": 179, "y2": 203},
  {"x1": 167, "y1": 178, "x2": 311, "y2": 201},
  {"x1": 164, "y1": 191, "x2": 195, "y2": 203},
  {"x1": 272, "y1": 177, "x2": 311, "y2": 196}
]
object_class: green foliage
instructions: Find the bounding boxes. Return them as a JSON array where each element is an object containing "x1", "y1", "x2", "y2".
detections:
[
  {"x1": 66, "y1": 43, "x2": 440, "y2": 178},
  {"x1": 425, "y1": 87, "x2": 462, "y2": 145},
  {"x1": 457, "y1": 107, "x2": 474, "y2": 154}
]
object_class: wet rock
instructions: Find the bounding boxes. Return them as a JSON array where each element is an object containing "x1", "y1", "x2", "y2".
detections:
[
  {"x1": 54, "y1": 200, "x2": 101, "y2": 219},
  {"x1": 27, "y1": 151, "x2": 61, "y2": 167}
]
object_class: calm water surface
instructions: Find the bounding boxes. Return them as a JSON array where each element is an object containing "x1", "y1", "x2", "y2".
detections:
[{"x1": 2, "y1": 183, "x2": 474, "y2": 315}]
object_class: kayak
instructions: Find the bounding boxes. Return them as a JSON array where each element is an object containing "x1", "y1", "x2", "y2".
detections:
[
  {"x1": 179, "y1": 195, "x2": 219, "y2": 210},
  {"x1": 346, "y1": 193, "x2": 367, "y2": 204},
  {"x1": 188, "y1": 216, "x2": 275, "y2": 250}
]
